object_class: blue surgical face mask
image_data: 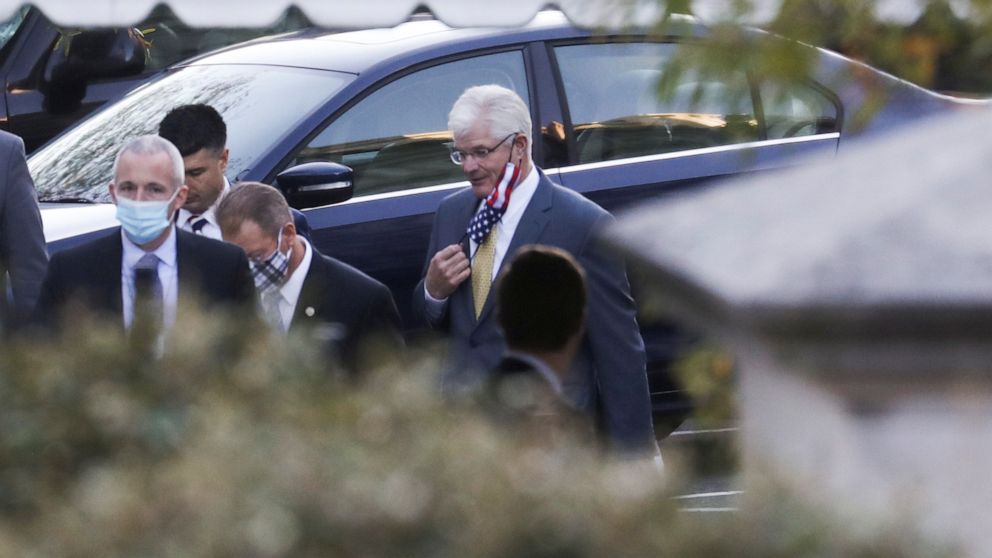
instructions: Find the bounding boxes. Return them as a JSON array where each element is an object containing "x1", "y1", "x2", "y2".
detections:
[{"x1": 115, "y1": 187, "x2": 181, "y2": 245}]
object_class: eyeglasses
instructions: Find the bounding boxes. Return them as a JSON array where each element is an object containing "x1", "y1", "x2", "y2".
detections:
[{"x1": 449, "y1": 133, "x2": 516, "y2": 165}]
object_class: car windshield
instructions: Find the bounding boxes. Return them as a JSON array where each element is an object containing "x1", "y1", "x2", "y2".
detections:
[{"x1": 31, "y1": 64, "x2": 354, "y2": 202}]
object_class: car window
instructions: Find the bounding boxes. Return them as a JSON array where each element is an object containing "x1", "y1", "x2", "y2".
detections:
[
  {"x1": 288, "y1": 50, "x2": 529, "y2": 197},
  {"x1": 44, "y1": 6, "x2": 311, "y2": 80},
  {"x1": 31, "y1": 65, "x2": 352, "y2": 203},
  {"x1": 554, "y1": 42, "x2": 759, "y2": 164},
  {"x1": 133, "y1": 6, "x2": 311, "y2": 71},
  {"x1": 759, "y1": 80, "x2": 838, "y2": 139}
]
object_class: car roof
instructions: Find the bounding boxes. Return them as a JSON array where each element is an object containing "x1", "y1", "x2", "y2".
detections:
[{"x1": 179, "y1": 11, "x2": 703, "y2": 74}]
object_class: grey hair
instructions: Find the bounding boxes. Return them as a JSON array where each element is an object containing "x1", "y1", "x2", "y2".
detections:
[
  {"x1": 113, "y1": 135, "x2": 185, "y2": 190},
  {"x1": 448, "y1": 85, "x2": 532, "y2": 159}
]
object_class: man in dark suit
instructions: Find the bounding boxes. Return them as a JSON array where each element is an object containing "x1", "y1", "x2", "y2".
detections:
[
  {"x1": 0, "y1": 130, "x2": 48, "y2": 330},
  {"x1": 215, "y1": 181, "x2": 402, "y2": 372},
  {"x1": 412, "y1": 84, "x2": 656, "y2": 455},
  {"x1": 158, "y1": 103, "x2": 311, "y2": 240},
  {"x1": 35, "y1": 135, "x2": 255, "y2": 334},
  {"x1": 484, "y1": 245, "x2": 590, "y2": 438}
]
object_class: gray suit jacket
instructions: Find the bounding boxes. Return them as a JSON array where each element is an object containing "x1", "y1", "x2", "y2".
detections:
[
  {"x1": 413, "y1": 170, "x2": 654, "y2": 452},
  {"x1": 0, "y1": 131, "x2": 48, "y2": 328}
]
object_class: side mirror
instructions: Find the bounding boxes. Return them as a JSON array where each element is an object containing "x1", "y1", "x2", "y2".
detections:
[{"x1": 275, "y1": 162, "x2": 355, "y2": 209}]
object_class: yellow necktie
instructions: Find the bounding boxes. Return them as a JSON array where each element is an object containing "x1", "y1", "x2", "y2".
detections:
[{"x1": 472, "y1": 226, "x2": 497, "y2": 319}]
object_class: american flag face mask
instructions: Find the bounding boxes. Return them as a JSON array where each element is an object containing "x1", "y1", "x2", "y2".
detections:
[{"x1": 466, "y1": 159, "x2": 522, "y2": 245}]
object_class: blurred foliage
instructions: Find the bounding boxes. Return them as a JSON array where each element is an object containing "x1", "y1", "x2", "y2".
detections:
[
  {"x1": 673, "y1": 345, "x2": 736, "y2": 427},
  {"x1": 642, "y1": 5, "x2": 895, "y2": 134},
  {"x1": 767, "y1": 0, "x2": 992, "y2": 95},
  {"x1": 664, "y1": 0, "x2": 992, "y2": 95},
  {"x1": 0, "y1": 307, "x2": 961, "y2": 555}
]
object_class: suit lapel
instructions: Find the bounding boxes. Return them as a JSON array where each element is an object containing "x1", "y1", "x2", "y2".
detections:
[
  {"x1": 452, "y1": 192, "x2": 479, "y2": 256},
  {"x1": 291, "y1": 253, "x2": 329, "y2": 329},
  {"x1": 100, "y1": 231, "x2": 125, "y2": 316},
  {"x1": 452, "y1": 192, "x2": 482, "y2": 326},
  {"x1": 175, "y1": 229, "x2": 196, "y2": 312},
  {"x1": 475, "y1": 173, "x2": 554, "y2": 324}
]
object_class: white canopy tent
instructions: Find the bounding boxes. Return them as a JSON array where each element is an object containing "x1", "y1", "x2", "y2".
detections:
[
  {"x1": 0, "y1": 0, "x2": 970, "y2": 29},
  {"x1": 0, "y1": 0, "x2": 657, "y2": 28}
]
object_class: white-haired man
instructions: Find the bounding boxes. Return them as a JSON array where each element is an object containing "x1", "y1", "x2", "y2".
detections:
[
  {"x1": 35, "y1": 135, "x2": 256, "y2": 334},
  {"x1": 413, "y1": 84, "x2": 656, "y2": 455}
]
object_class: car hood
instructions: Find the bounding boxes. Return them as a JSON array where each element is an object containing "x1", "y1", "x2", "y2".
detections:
[{"x1": 40, "y1": 203, "x2": 118, "y2": 243}]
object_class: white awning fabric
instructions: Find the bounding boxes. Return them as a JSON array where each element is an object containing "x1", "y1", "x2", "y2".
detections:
[
  {"x1": 691, "y1": 0, "x2": 974, "y2": 25},
  {"x1": 0, "y1": 0, "x2": 657, "y2": 28},
  {"x1": 0, "y1": 0, "x2": 969, "y2": 29}
]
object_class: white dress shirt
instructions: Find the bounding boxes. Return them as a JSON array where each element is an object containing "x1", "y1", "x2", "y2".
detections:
[
  {"x1": 266, "y1": 236, "x2": 313, "y2": 333},
  {"x1": 121, "y1": 226, "x2": 179, "y2": 331},
  {"x1": 423, "y1": 165, "x2": 539, "y2": 320},
  {"x1": 176, "y1": 178, "x2": 231, "y2": 241}
]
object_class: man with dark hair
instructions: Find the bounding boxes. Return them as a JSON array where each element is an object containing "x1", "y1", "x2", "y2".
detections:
[
  {"x1": 486, "y1": 245, "x2": 588, "y2": 427},
  {"x1": 497, "y1": 244, "x2": 585, "y2": 380},
  {"x1": 158, "y1": 104, "x2": 229, "y2": 239},
  {"x1": 215, "y1": 182, "x2": 402, "y2": 371},
  {"x1": 158, "y1": 104, "x2": 310, "y2": 240}
]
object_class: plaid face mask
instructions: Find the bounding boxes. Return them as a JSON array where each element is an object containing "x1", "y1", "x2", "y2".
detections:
[{"x1": 249, "y1": 232, "x2": 291, "y2": 295}]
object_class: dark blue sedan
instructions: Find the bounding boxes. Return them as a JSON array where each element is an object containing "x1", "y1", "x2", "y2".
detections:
[{"x1": 30, "y1": 11, "x2": 978, "y2": 429}]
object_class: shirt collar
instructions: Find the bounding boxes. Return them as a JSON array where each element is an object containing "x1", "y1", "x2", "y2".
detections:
[
  {"x1": 176, "y1": 177, "x2": 231, "y2": 228},
  {"x1": 121, "y1": 225, "x2": 178, "y2": 271},
  {"x1": 278, "y1": 236, "x2": 313, "y2": 306},
  {"x1": 503, "y1": 349, "x2": 564, "y2": 396}
]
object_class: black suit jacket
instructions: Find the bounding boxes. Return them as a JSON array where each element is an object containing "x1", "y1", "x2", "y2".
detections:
[
  {"x1": 34, "y1": 227, "x2": 255, "y2": 330},
  {"x1": 290, "y1": 248, "x2": 402, "y2": 371}
]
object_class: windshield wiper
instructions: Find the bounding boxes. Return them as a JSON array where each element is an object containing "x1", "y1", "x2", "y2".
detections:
[{"x1": 39, "y1": 197, "x2": 96, "y2": 204}]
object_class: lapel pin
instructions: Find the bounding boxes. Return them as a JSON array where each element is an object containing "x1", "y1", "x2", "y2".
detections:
[{"x1": 305, "y1": 306, "x2": 316, "y2": 317}]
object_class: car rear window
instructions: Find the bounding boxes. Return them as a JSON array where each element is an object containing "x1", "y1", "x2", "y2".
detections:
[
  {"x1": 31, "y1": 64, "x2": 353, "y2": 203},
  {"x1": 555, "y1": 42, "x2": 758, "y2": 164}
]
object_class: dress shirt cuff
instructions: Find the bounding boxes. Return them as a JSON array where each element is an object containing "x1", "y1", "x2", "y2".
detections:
[{"x1": 423, "y1": 283, "x2": 448, "y2": 323}]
